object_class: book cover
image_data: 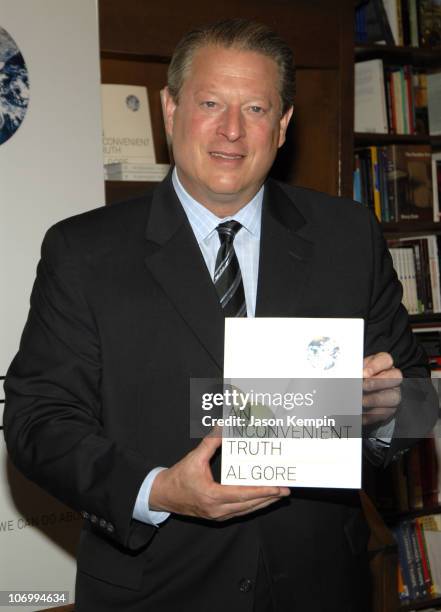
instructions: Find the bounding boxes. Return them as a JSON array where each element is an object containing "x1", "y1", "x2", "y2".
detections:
[
  {"x1": 385, "y1": 144, "x2": 433, "y2": 221},
  {"x1": 355, "y1": 60, "x2": 389, "y2": 133},
  {"x1": 101, "y1": 84, "x2": 155, "y2": 165},
  {"x1": 221, "y1": 318, "x2": 363, "y2": 488},
  {"x1": 383, "y1": 0, "x2": 401, "y2": 44}
]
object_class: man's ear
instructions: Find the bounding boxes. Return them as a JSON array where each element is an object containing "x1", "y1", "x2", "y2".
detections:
[
  {"x1": 162, "y1": 86, "x2": 177, "y2": 138},
  {"x1": 278, "y1": 106, "x2": 294, "y2": 148}
]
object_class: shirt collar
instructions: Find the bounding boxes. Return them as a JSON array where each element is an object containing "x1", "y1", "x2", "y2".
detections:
[{"x1": 172, "y1": 167, "x2": 262, "y2": 244}]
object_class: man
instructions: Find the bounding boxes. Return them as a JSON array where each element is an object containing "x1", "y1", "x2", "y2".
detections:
[{"x1": 3, "y1": 19, "x2": 429, "y2": 612}]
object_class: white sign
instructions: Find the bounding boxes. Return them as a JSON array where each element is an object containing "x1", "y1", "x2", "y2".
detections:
[{"x1": 0, "y1": 1, "x2": 104, "y2": 609}]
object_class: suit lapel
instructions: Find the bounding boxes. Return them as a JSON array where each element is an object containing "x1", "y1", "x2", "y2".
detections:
[
  {"x1": 256, "y1": 180, "x2": 314, "y2": 317},
  {"x1": 144, "y1": 176, "x2": 224, "y2": 370}
]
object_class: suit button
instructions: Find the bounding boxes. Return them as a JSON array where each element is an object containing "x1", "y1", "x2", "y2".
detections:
[
  {"x1": 81, "y1": 511, "x2": 89, "y2": 520},
  {"x1": 90, "y1": 514, "x2": 98, "y2": 524},
  {"x1": 106, "y1": 523, "x2": 115, "y2": 534},
  {"x1": 238, "y1": 578, "x2": 253, "y2": 593},
  {"x1": 99, "y1": 518, "x2": 107, "y2": 528}
]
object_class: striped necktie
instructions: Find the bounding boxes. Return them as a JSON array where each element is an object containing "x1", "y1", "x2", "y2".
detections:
[{"x1": 214, "y1": 220, "x2": 247, "y2": 317}]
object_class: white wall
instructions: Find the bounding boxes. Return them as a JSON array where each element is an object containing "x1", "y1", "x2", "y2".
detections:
[{"x1": 0, "y1": 1, "x2": 104, "y2": 608}]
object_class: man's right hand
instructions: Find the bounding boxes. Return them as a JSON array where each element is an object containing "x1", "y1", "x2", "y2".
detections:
[{"x1": 149, "y1": 434, "x2": 290, "y2": 521}]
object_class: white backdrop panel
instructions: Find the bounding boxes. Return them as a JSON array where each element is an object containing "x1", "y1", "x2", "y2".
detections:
[{"x1": 0, "y1": 0, "x2": 104, "y2": 608}]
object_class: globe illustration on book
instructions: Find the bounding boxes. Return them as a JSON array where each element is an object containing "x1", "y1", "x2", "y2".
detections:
[
  {"x1": 126, "y1": 95, "x2": 140, "y2": 112},
  {"x1": 0, "y1": 26, "x2": 30, "y2": 146},
  {"x1": 307, "y1": 337, "x2": 340, "y2": 371}
]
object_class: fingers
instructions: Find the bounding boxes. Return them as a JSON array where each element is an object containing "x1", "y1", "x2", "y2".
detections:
[
  {"x1": 362, "y1": 386, "x2": 402, "y2": 408},
  {"x1": 363, "y1": 351, "x2": 394, "y2": 377},
  {"x1": 216, "y1": 495, "x2": 287, "y2": 522},
  {"x1": 363, "y1": 370, "x2": 402, "y2": 392},
  {"x1": 197, "y1": 431, "x2": 223, "y2": 461},
  {"x1": 200, "y1": 485, "x2": 290, "y2": 521},
  {"x1": 210, "y1": 484, "x2": 290, "y2": 504}
]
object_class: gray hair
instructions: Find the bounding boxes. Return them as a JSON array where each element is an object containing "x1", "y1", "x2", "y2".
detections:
[{"x1": 167, "y1": 18, "x2": 295, "y2": 115}]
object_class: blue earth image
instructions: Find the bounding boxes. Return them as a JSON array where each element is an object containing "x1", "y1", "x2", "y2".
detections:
[
  {"x1": 0, "y1": 26, "x2": 30, "y2": 145},
  {"x1": 307, "y1": 337, "x2": 340, "y2": 371}
]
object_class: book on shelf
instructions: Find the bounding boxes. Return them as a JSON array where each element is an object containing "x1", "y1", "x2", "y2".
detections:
[
  {"x1": 101, "y1": 84, "x2": 155, "y2": 166},
  {"x1": 389, "y1": 144, "x2": 433, "y2": 220},
  {"x1": 355, "y1": 59, "x2": 389, "y2": 133},
  {"x1": 383, "y1": 0, "x2": 401, "y2": 44}
]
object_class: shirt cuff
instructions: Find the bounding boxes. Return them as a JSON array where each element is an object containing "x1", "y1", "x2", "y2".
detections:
[
  {"x1": 133, "y1": 466, "x2": 170, "y2": 526},
  {"x1": 372, "y1": 417, "x2": 396, "y2": 445}
]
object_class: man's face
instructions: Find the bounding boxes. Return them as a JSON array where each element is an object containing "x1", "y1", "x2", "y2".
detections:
[{"x1": 164, "y1": 45, "x2": 293, "y2": 215}]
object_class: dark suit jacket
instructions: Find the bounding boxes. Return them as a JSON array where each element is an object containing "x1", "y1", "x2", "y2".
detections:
[{"x1": 3, "y1": 176, "x2": 429, "y2": 611}]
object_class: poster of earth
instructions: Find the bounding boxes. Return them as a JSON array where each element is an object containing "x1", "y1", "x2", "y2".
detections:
[{"x1": 0, "y1": 25, "x2": 29, "y2": 145}]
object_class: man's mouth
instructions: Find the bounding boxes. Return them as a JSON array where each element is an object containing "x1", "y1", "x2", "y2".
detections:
[{"x1": 209, "y1": 152, "x2": 245, "y2": 160}]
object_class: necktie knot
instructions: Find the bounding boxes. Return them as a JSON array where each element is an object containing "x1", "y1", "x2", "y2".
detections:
[{"x1": 216, "y1": 220, "x2": 243, "y2": 245}]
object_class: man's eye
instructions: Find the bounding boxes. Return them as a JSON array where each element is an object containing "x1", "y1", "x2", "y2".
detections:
[
  {"x1": 201, "y1": 101, "x2": 217, "y2": 108},
  {"x1": 249, "y1": 106, "x2": 264, "y2": 114}
]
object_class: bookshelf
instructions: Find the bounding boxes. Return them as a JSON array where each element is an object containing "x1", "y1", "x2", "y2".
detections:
[{"x1": 355, "y1": 8, "x2": 441, "y2": 604}]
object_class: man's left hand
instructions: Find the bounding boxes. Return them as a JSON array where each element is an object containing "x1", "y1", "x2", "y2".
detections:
[{"x1": 362, "y1": 352, "x2": 402, "y2": 427}]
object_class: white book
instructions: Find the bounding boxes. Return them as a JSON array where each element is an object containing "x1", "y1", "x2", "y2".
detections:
[
  {"x1": 355, "y1": 60, "x2": 388, "y2": 133},
  {"x1": 382, "y1": 0, "x2": 400, "y2": 45},
  {"x1": 221, "y1": 318, "x2": 363, "y2": 488},
  {"x1": 104, "y1": 162, "x2": 170, "y2": 182},
  {"x1": 432, "y1": 152, "x2": 441, "y2": 222},
  {"x1": 428, "y1": 72, "x2": 441, "y2": 136},
  {"x1": 404, "y1": 248, "x2": 419, "y2": 314},
  {"x1": 101, "y1": 84, "x2": 155, "y2": 165}
]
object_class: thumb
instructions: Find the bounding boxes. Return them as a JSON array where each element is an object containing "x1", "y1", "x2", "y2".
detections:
[{"x1": 197, "y1": 428, "x2": 222, "y2": 461}]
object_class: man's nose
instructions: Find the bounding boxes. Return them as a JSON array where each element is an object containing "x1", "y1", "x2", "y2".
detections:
[{"x1": 217, "y1": 106, "x2": 245, "y2": 141}]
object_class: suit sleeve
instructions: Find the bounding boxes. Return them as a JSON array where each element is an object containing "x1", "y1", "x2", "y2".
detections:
[
  {"x1": 3, "y1": 224, "x2": 157, "y2": 551},
  {"x1": 364, "y1": 211, "x2": 428, "y2": 376},
  {"x1": 363, "y1": 212, "x2": 438, "y2": 461}
]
